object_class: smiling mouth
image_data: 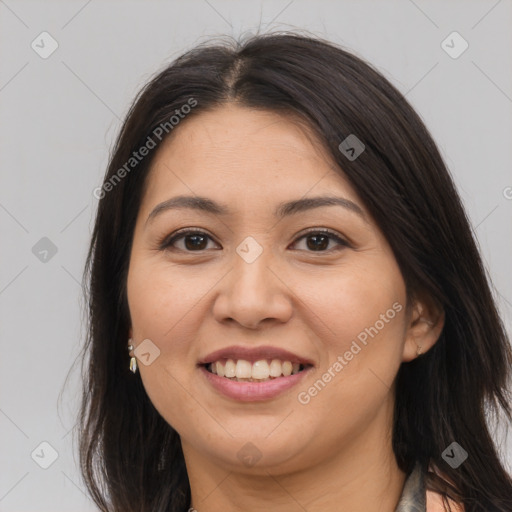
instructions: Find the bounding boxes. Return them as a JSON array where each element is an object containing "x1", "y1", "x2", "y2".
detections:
[{"x1": 202, "y1": 358, "x2": 311, "y2": 382}]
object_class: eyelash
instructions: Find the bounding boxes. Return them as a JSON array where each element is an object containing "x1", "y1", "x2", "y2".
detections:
[{"x1": 159, "y1": 228, "x2": 351, "y2": 253}]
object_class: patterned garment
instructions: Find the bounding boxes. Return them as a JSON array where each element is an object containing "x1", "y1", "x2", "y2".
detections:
[{"x1": 394, "y1": 462, "x2": 427, "y2": 512}]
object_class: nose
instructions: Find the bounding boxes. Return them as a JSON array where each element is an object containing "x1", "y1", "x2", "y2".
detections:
[{"x1": 212, "y1": 246, "x2": 293, "y2": 329}]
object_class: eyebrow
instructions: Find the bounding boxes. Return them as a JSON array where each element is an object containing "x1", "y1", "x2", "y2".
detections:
[{"x1": 145, "y1": 194, "x2": 365, "y2": 227}]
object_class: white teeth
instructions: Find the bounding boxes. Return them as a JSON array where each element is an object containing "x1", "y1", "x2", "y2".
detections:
[
  {"x1": 251, "y1": 360, "x2": 270, "y2": 379},
  {"x1": 235, "y1": 360, "x2": 252, "y2": 379},
  {"x1": 269, "y1": 359, "x2": 282, "y2": 377},
  {"x1": 208, "y1": 358, "x2": 305, "y2": 381},
  {"x1": 224, "y1": 359, "x2": 236, "y2": 378},
  {"x1": 215, "y1": 361, "x2": 224, "y2": 377}
]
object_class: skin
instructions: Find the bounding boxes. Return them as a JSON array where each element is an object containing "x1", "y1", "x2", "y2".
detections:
[{"x1": 126, "y1": 104, "x2": 444, "y2": 512}]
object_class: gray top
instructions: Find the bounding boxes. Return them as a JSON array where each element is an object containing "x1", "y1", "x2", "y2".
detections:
[{"x1": 395, "y1": 462, "x2": 427, "y2": 512}]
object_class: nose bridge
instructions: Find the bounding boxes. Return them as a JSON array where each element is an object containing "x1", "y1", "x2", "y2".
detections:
[
  {"x1": 231, "y1": 234, "x2": 277, "y2": 301},
  {"x1": 213, "y1": 235, "x2": 292, "y2": 327}
]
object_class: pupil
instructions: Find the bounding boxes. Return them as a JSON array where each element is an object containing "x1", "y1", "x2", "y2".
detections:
[
  {"x1": 185, "y1": 234, "x2": 207, "y2": 250},
  {"x1": 307, "y1": 234, "x2": 328, "y2": 251}
]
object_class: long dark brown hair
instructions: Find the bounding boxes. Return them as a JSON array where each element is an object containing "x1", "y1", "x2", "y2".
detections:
[{"x1": 75, "y1": 31, "x2": 512, "y2": 511}]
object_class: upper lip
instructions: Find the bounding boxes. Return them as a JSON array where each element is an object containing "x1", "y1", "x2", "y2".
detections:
[{"x1": 198, "y1": 345, "x2": 315, "y2": 366}]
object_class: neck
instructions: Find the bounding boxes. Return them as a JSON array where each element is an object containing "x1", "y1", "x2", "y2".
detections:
[{"x1": 182, "y1": 402, "x2": 407, "y2": 512}]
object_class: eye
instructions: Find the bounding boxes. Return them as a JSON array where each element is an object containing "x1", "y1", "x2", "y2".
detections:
[
  {"x1": 291, "y1": 229, "x2": 350, "y2": 252},
  {"x1": 159, "y1": 228, "x2": 350, "y2": 253},
  {"x1": 159, "y1": 229, "x2": 220, "y2": 252}
]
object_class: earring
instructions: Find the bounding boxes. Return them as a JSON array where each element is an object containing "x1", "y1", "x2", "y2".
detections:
[
  {"x1": 416, "y1": 344, "x2": 423, "y2": 356},
  {"x1": 128, "y1": 339, "x2": 138, "y2": 374}
]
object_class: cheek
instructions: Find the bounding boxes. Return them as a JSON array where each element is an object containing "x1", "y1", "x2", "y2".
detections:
[
  {"x1": 127, "y1": 258, "x2": 208, "y2": 341},
  {"x1": 297, "y1": 258, "x2": 406, "y2": 350},
  {"x1": 293, "y1": 258, "x2": 407, "y2": 410},
  {"x1": 126, "y1": 258, "x2": 216, "y2": 430}
]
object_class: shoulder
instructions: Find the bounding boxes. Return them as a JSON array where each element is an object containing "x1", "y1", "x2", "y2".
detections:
[
  {"x1": 426, "y1": 463, "x2": 465, "y2": 512},
  {"x1": 426, "y1": 489, "x2": 465, "y2": 512}
]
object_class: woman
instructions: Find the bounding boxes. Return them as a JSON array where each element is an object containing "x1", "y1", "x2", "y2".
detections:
[{"x1": 77, "y1": 32, "x2": 512, "y2": 511}]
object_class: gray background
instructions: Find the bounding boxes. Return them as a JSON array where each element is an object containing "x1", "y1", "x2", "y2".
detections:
[{"x1": 1, "y1": 0, "x2": 511, "y2": 510}]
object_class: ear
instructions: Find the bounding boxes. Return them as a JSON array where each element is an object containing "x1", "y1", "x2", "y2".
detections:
[{"x1": 402, "y1": 294, "x2": 445, "y2": 362}]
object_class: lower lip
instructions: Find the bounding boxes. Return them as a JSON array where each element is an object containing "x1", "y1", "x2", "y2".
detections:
[{"x1": 199, "y1": 365, "x2": 312, "y2": 402}]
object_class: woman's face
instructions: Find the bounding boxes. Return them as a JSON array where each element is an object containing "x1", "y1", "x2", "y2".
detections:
[{"x1": 126, "y1": 104, "x2": 418, "y2": 474}]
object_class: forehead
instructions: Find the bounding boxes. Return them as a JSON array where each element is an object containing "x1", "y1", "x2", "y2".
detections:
[
  {"x1": 142, "y1": 104, "x2": 360, "y2": 210},
  {"x1": 163, "y1": 104, "x2": 328, "y2": 159}
]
